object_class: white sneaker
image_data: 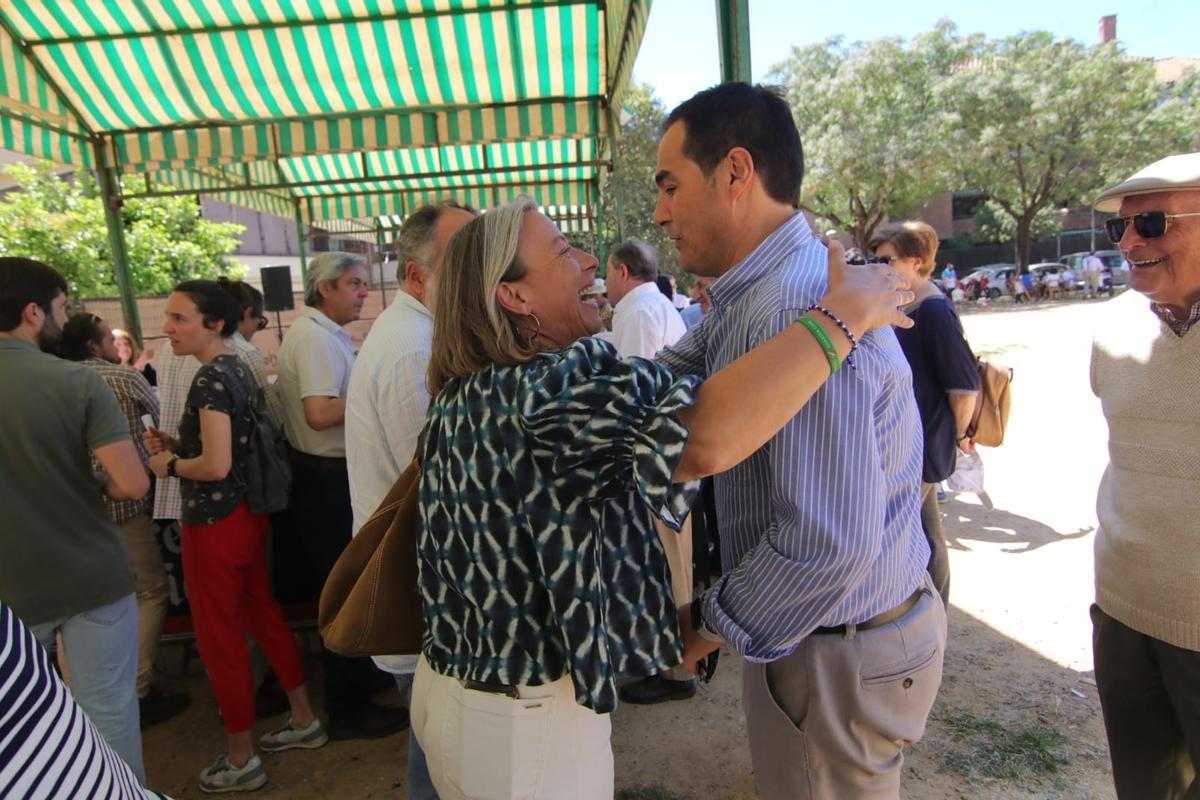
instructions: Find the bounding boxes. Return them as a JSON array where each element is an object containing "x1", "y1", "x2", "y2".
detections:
[
  {"x1": 198, "y1": 754, "x2": 268, "y2": 793},
  {"x1": 259, "y1": 716, "x2": 329, "y2": 752}
]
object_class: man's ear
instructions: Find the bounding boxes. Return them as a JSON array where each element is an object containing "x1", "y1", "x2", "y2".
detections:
[
  {"x1": 21, "y1": 301, "x2": 42, "y2": 328},
  {"x1": 403, "y1": 260, "x2": 425, "y2": 286},
  {"x1": 496, "y1": 281, "x2": 531, "y2": 317},
  {"x1": 725, "y1": 146, "x2": 755, "y2": 201}
]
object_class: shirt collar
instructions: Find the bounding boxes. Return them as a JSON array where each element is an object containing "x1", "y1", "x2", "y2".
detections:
[
  {"x1": 615, "y1": 280, "x2": 662, "y2": 311},
  {"x1": 299, "y1": 305, "x2": 352, "y2": 341},
  {"x1": 707, "y1": 212, "x2": 814, "y2": 311},
  {"x1": 0, "y1": 337, "x2": 37, "y2": 352},
  {"x1": 392, "y1": 288, "x2": 432, "y2": 320},
  {"x1": 1151, "y1": 299, "x2": 1200, "y2": 337}
]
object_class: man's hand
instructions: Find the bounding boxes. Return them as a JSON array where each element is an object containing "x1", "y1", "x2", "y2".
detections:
[
  {"x1": 676, "y1": 602, "x2": 722, "y2": 676},
  {"x1": 143, "y1": 426, "x2": 177, "y2": 455}
]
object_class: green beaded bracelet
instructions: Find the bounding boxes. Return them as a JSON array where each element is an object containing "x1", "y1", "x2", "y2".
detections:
[{"x1": 797, "y1": 314, "x2": 841, "y2": 375}]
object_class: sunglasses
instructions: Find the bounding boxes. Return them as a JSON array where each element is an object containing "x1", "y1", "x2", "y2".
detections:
[
  {"x1": 1105, "y1": 211, "x2": 1200, "y2": 244},
  {"x1": 846, "y1": 255, "x2": 893, "y2": 266},
  {"x1": 256, "y1": 315, "x2": 270, "y2": 331}
]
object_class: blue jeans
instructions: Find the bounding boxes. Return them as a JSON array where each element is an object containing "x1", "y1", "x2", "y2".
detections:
[
  {"x1": 30, "y1": 593, "x2": 145, "y2": 784},
  {"x1": 395, "y1": 672, "x2": 439, "y2": 800}
]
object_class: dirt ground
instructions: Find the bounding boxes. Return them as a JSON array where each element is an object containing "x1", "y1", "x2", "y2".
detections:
[{"x1": 143, "y1": 296, "x2": 1118, "y2": 799}]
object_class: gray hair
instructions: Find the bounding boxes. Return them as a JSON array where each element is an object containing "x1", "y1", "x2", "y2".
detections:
[
  {"x1": 393, "y1": 200, "x2": 478, "y2": 283},
  {"x1": 609, "y1": 240, "x2": 658, "y2": 282},
  {"x1": 305, "y1": 252, "x2": 367, "y2": 307}
]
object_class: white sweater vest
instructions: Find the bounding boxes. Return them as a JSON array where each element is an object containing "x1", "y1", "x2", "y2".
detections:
[{"x1": 1091, "y1": 290, "x2": 1200, "y2": 651}]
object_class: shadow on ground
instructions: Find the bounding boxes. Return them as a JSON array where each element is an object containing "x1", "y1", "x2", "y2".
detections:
[
  {"x1": 141, "y1": 613, "x2": 1113, "y2": 799},
  {"x1": 941, "y1": 495, "x2": 1093, "y2": 554}
]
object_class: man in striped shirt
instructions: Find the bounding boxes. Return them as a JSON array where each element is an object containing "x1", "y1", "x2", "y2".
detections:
[{"x1": 653, "y1": 83, "x2": 947, "y2": 799}]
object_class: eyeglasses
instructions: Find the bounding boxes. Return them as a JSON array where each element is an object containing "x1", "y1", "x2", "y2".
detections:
[
  {"x1": 1105, "y1": 211, "x2": 1200, "y2": 244},
  {"x1": 846, "y1": 255, "x2": 893, "y2": 266},
  {"x1": 256, "y1": 315, "x2": 270, "y2": 331}
]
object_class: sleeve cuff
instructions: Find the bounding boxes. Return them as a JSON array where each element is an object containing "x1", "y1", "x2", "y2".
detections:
[{"x1": 629, "y1": 374, "x2": 703, "y2": 530}]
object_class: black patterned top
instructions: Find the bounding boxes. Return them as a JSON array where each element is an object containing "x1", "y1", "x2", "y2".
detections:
[
  {"x1": 418, "y1": 337, "x2": 700, "y2": 712},
  {"x1": 178, "y1": 354, "x2": 253, "y2": 525}
]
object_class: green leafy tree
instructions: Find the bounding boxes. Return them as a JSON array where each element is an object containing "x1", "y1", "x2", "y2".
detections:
[
  {"x1": 944, "y1": 34, "x2": 1192, "y2": 268},
  {"x1": 597, "y1": 83, "x2": 687, "y2": 288},
  {"x1": 769, "y1": 22, "x2": 975, "y2": 250},
  {"x1": 0, "y1": 161, "x2": 245, "y2": 296},
  {"x1": 971, "y1": 200, "x2": 1062, "y2": 245}
]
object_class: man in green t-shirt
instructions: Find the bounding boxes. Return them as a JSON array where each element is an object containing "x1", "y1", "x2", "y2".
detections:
[{"x1": 0, "y1": 257, "x2": 151, "y2": 784}]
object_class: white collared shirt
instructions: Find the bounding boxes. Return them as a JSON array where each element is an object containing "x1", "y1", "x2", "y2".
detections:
[
  {"x1": 345, "y1": 290, "x2": 431, "y2": 675},
  {"x1": 275, "y1": 306, "x2": 356, "y2": 457},
  {"x1": 610, "y1": 280, "x2": 687, "y2": 360}
]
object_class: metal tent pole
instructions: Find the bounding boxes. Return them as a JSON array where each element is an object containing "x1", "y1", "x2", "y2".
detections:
[
  {"x1": 92, "y1": 140, "x2": 143, "y2": 345},
  {"x1": 376, "y1": 223, "x2": 388, "y2": 309},
  {"x1": 294, "y1": 201, "x2": 308, "y2": 283},
  {"x1": 715, "y1": 0, "x2": 752, "y2": 84}
]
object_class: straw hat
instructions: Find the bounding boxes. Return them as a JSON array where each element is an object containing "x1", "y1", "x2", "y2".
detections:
[{"x1": 1094, "y1": 152, "x2": 1200, "y2": 212}]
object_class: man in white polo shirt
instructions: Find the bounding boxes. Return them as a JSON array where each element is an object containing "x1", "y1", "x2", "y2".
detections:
[
  {"x1": 603, "y1": 240, "x2": 695, "y2": 705},
  {"x1": 346, "y1": 201, "x2": 475, "y2": 800},
  {"x1": 276, "y1": 252, "x2": 406, "y2": 741}
]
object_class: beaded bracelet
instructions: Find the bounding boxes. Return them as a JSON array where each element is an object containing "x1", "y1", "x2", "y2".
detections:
[
  {"x1": 807, "y1": 303, "x2": 858, "y2": 369},
  {"x1": 797, "y1": 315, "x2": 841, "y2": 375}
]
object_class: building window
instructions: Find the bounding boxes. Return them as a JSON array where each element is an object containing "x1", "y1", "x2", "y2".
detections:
[{"x1": 951, "y1": 191, "x2": 986, "y2": 221}]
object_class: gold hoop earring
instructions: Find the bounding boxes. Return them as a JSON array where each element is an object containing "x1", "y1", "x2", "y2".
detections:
[{"x1": 526, "y1": 312, "x2": 542, "y2": 345}]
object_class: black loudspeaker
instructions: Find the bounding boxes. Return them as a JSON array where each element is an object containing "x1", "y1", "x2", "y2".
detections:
[{"x1": 260, "y1": 265, "x2": 294, "y2": 312}]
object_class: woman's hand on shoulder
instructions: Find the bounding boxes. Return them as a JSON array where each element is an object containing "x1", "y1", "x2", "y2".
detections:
[{"x1": 820, "y1": 240, "x2": 915, "y2": 337}]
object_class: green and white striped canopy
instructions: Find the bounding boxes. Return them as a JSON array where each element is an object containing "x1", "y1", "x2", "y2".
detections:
[{"x1": 0, "y1": 0, "x2": 651, "y2": 226}]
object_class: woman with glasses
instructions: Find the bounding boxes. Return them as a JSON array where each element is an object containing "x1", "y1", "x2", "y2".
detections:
[
  {"x1": 411, "y1": 198, "x2": 913, "y2": 800},
  {"x1": 869, "y1": 221, "x2": 980, "y2": 604},
  {"x1": 218, "y1": 277, "x2": 286, "y2": 426}
]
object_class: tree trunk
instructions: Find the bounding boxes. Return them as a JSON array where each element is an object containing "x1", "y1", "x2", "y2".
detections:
[{"x1": 1015, "y1": 215, "x2": 1034, "y2": 271}]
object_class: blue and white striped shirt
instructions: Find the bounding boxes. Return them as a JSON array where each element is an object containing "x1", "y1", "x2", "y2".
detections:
[
  {"x1": 0, "y1": 601, "x2": 170, "y2": 799},
  {"x1": 656, "y1": 213, "x2": 929, "y2": 662}
]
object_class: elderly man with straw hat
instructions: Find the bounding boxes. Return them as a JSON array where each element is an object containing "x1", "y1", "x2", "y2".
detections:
[{"x1": 1089, "y1": 152, "x2": 1200, "y2": 799}]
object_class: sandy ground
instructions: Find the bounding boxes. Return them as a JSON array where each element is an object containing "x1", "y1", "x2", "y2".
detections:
[{"x1": 143, "y1": 296, "x2": 1118, "y2": 799}]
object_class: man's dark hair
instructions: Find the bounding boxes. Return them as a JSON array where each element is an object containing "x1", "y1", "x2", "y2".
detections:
[
  {"x1": 217, "y1": 277, "x2": 264, "y2": 320},
  {"x1": 0, "y1": 257, "x2": 68, "y2": 332},
  {"x1": 174, "y1": 280, "x2": 240, "y2": 337},
  {"x1": 610, "y1": 240, "x2": 658, "y2": 282},
  {"x1": 664, "y1": 82, "x2": 804, "y2": 207},
  {"x1": 59, "y1": 312, "x2": 106, "y2": 361},
  {"x1": 655, "y1": 275, "x2": 674, "y2": 300}
]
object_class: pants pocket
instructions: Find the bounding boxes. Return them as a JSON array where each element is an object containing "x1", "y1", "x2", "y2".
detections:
[
  {"x1": 859, "y1": 643, "x2": 943, "y2": 745},
  {"x1": 443, "y1": 687, "x2": 555, "y2": 800}
]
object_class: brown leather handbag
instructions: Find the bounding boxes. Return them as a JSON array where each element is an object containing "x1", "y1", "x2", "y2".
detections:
[{"x1": 318, "y1": 458, "x2": 423, "y2": 657}]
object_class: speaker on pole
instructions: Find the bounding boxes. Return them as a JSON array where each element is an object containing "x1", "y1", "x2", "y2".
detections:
[{"x1": 260, "y1": 265, "x2": 294, "y2": 311}]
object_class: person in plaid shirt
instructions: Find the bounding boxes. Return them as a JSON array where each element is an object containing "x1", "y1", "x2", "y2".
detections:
[{"x1": 60, "y1": 312, "x2": 191, "y2": 727}]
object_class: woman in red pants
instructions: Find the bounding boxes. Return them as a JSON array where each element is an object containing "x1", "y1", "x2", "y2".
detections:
[{"x1": 145, "y1": 281, "x2": 326, "y2": 793}]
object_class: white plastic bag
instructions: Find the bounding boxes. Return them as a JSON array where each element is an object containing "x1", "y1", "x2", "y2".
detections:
[{"x1": 945, "y1": 449, "x2": 993, "y2": 509}]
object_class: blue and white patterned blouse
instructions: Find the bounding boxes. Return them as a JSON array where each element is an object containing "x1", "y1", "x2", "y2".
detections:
[{"x1": 418, "y1": 337, "x2": 700, "y2": 712}]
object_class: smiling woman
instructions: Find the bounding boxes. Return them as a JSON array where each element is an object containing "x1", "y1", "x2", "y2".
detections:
[{"x1": 411, "y1": 197, "x2": 917, "y2": 800}]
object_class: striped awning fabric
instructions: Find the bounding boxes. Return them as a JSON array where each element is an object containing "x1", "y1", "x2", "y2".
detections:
[{"x1": 0, "y1": 0, "x2": 649, "y2": 223}]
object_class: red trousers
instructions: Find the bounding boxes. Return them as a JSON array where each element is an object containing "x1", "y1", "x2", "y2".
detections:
[{"x1": 182, "y1": 501, "x2": 305, "y2": 734}]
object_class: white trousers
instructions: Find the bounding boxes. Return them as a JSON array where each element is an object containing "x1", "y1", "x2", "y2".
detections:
[{"x1": 412, "y1": 656, "x2": 614, "y2": 800}]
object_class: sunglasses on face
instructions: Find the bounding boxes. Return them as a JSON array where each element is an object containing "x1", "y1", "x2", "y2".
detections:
[
  {"x1": 846, "y1": 254, "x2": 893, "y2": 266},
  {"x1": 1105, "y1": 211, "x2": 1200, "y2": 244},
  {"x1": 256, "y1": 315, "x2": 270, "y2": 331}
]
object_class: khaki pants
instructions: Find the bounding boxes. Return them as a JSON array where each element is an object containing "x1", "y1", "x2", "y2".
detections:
[
  {"x1": 123, "y1": 512, "x2": 169, "y2": 698},
  {"x1": 656, "y1": 516, "x2": 693, "y2": 681},
  {"x1": 743, "y1": 585, "x2": 947, "y2": 799},
  {"x1": 1085, "y1": 271, "x2": 1102, "y2": 298}
]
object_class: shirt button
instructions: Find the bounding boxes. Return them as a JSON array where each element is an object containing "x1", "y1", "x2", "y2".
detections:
[{"x1": 902, "y1": 677, "x2": 914, "y2": 689}]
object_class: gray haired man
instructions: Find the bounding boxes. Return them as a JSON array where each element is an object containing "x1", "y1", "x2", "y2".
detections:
[
  {"x1": 276, "y1": 252, "x2": 406, "y2": 741},
  {"x1": 347, "y1": 201, "x2": 476, "y2": 800}
]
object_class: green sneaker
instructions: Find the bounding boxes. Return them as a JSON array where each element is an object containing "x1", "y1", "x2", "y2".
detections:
[
  {"x1": 259, "y1": 716, "x2": 329, "y2": 752},
  {"x1": 198, "y1": 754, "x2": 267, "y2": 793}
]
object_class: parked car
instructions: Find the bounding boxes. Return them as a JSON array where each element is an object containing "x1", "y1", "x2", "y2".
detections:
[
  {"x1": 1061, "y1": 250, "x2": 1128, "y2": 291},
  {"x1": 961, "y1": 264, "x2": 1017, "y2": 299},
  {"x1": 1029, "y1": 262, "x2": 1083, "y2": 291}
]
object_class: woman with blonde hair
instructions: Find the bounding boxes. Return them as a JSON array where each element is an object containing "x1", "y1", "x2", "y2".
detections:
[
  {"x1": 411, "y1": 197, "x2": 914, "y2": 800},
  {"x1": 869, "y1": 221, "x2": 980, "y2": 603}
]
